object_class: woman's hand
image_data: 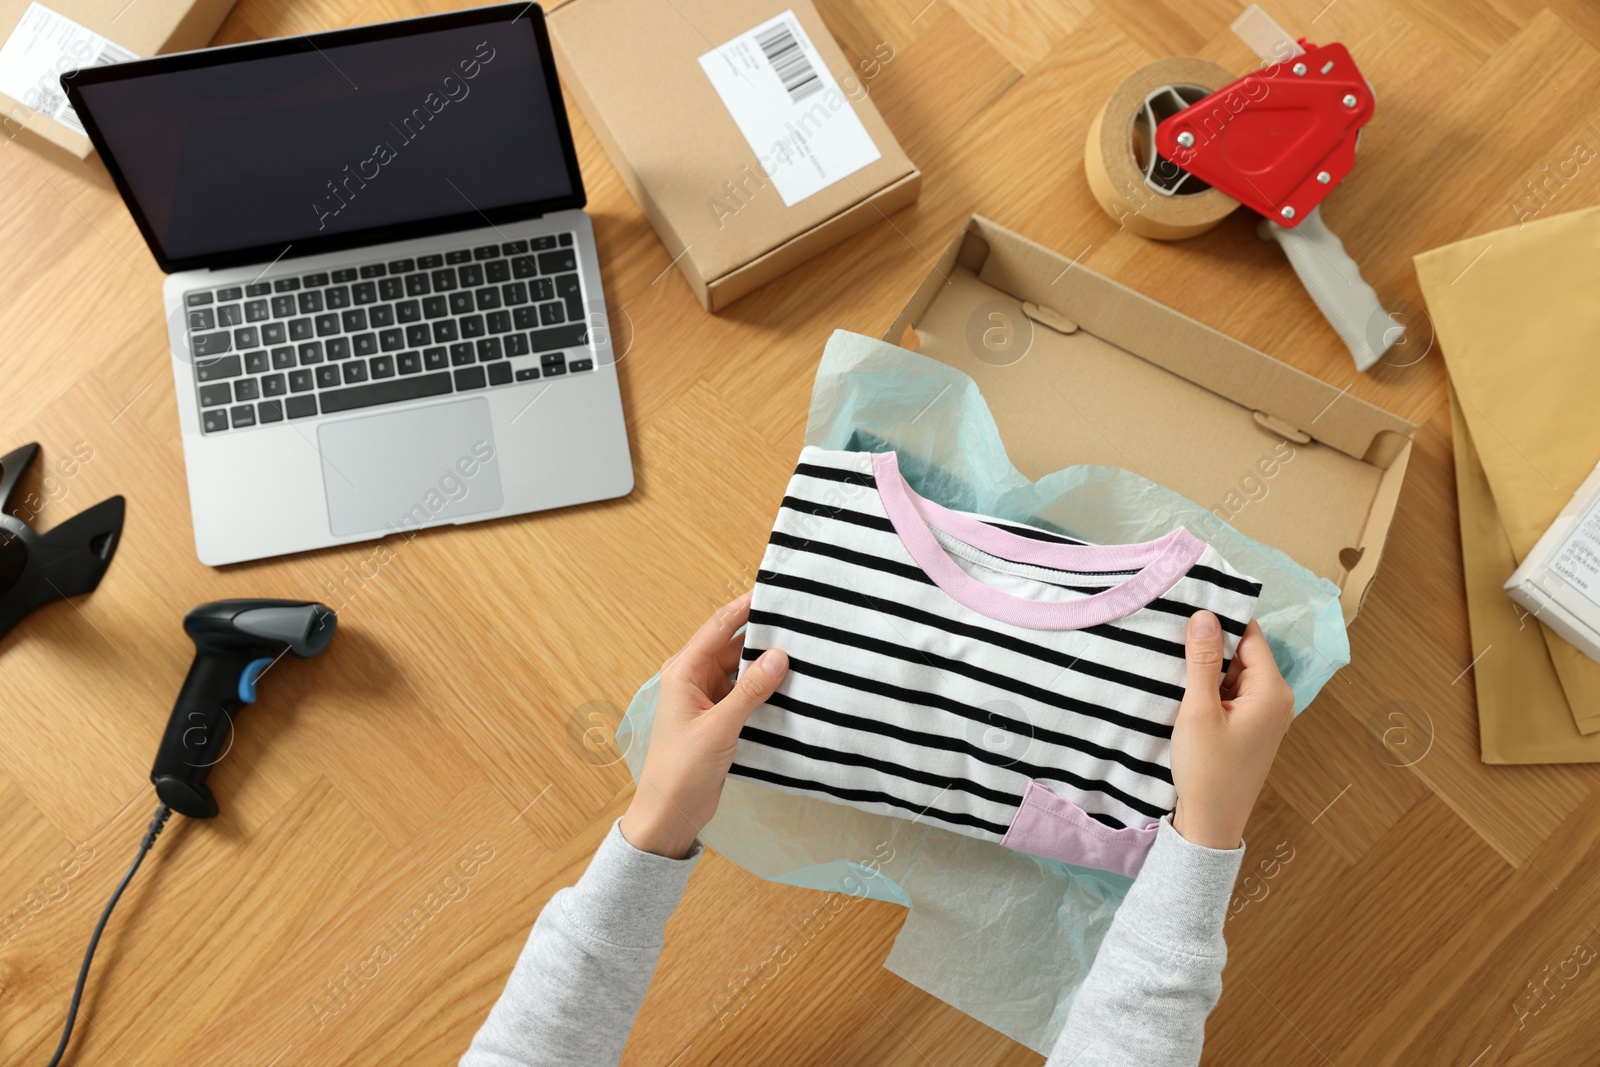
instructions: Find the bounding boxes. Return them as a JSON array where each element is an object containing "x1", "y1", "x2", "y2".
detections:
[
  {"x1": 1168, "y1": 612, "x2": 1295, "y2": 851},
  {"x1": 619, "y1": 592, "x2": 789, "y2": 859}
]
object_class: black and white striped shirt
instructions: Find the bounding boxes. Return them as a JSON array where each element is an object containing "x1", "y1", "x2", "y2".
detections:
[{"x1": 732, "y1": 447, "x2": 1260, "y2": 876}]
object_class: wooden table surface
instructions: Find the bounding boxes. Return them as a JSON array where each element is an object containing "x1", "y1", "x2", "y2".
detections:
[{"x1": 5, "y1": 0, "x2": 1600, "y2": 1063}]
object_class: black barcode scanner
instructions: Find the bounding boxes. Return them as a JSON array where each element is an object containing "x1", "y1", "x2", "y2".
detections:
[
  {"x1": 150, "y1": 599, "x2": 336, "y2": 818},
  {"x1": 46, "y1": 599, "x2": 337, "y2": 1066}
]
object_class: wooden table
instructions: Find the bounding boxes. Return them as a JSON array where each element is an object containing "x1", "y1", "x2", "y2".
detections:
[{"x1": 5, "y1": 0, "x2": 1600, "y2": 1063}]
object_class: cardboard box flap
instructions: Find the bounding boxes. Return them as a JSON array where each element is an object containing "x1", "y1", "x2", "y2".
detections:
[
  {"x1": 958, "y1": 217, "x2": 1413, "y2": 465},
  {"x1": 886, "y1": 217, "x2": 1417, "y2": 621},
  {"x1": 549, "y1": 0, "x2": 915, "y2": 285}
]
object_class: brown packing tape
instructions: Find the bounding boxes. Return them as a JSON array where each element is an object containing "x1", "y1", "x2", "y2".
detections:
[{"x1": 1084, "y1": 57, "x2": 1241, "y2": 240}]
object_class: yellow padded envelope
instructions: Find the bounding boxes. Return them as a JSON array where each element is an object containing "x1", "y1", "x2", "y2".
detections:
[
  {"x1": 1416, "y1": 206, "x2": 1600, "y2": 736},
  {"x1": 1451, "y1": 390, "x2": 1600, "y2": 762}
]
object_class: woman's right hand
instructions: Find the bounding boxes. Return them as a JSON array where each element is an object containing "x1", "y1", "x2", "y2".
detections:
[
  {"x1": 619, "y1": 593, "x2": 788, "y2": 859},
  {"x1": 1168, "y1": 612, "x2": 1295, "y2": 851}
]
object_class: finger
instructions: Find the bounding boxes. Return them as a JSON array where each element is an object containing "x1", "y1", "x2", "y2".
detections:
[
  {"x1": 1226, "y1": 622, "x2": 1295, "y2": 730},
  {"x1": 712, "y1": 648, "x2": 788, "y2": 725},
  {"x1": 1233, "y1": 620, "x2": 1270, "y2": 665},
  {"x1": 1219, "y1": 646, "x2": 1245, "y2": 697},
  {"x1": 703, "y1": 633, "x2": 749, "y2": 703},
  {"x1": 714, "y1": 626, "x2": 748, "y2": 677},
  {"x1": 1183, "y1": 610, "x2": 1226, "y2": 696},
  {"x1": 1232, "y1": 621, "x2": 1286, "y2": 695},
  {"x1": 665, "y1": 592, "x2": 753, "y2": 675}
]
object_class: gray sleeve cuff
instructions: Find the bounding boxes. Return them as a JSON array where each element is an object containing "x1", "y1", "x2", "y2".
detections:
[
  {"x1": 557, "y1": 819, "x2": 703, "y2": 950},
  {"x1": 1118, "y1": 816, "x2": 1244, "y2": 956}
]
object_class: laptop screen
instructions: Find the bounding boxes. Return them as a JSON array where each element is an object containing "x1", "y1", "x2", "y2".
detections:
[{"x1": 65, "y1": 5, "x2": 582, "y2": 273}]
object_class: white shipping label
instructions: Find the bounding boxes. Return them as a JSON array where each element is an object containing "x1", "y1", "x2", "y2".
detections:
[
  {"x1": 0, "y1": 2, "x2": 138, "y2": 136},
  {"x1": 698, "y1": 10, "x2": 880, "y2": 208},
  {"x1": 1552, "y1": 495, "x2": 1600, "y2": 609}
]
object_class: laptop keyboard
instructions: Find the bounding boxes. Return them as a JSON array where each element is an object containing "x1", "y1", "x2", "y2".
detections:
[{"x1": 183, "y1": 233, "x2": 596, "y2": 433}]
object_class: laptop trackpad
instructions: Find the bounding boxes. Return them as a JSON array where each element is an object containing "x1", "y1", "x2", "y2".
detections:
[{"x1": 318, "y1": 399, "x2": 504, "y2": 537}]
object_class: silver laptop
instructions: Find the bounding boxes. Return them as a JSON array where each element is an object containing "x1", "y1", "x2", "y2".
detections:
[{"x1": 63, "y1": 3, "x2": 632, "y2": 566}]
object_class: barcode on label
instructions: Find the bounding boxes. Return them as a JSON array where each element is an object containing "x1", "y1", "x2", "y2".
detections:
[
  {"x1": 92, "y1": 40, "x2": 135, "y2": 66},
  {"x1": 756, "y1": 22, "x2": 820, "y2": 103},
  {"x1": 0, "y1": 3, "x2": 140, "y2": 137},
  {"x1": 55, "y1": 102, "x2": 84, "y2": 134},
  {"x1": 56, "y1": 38, "x2": 134, "y2": 134}
]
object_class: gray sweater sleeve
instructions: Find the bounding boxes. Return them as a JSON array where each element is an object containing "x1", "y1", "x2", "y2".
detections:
[
  {"x1": 461, "y1": 815, "x2": 1239, "y2": 1067},
  {"x1": 1045, "y1": 815, "x2": 1245, "y2": 1066},
  {"x1": 459, "y1": 819, "x2": 702, "y2": 1067}
]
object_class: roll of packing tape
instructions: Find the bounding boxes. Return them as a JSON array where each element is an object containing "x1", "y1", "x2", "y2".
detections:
[{"x1": 1084, "y1": 57, "x2": 1242, "y2": 239}]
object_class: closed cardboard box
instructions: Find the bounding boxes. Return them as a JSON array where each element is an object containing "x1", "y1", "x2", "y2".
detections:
[
  {"x1": 0, "y1": 0, "x2": 237, "y2": 159},
  {"x1": 548, "y1": 0, "x2": 920, "y2": 310}
]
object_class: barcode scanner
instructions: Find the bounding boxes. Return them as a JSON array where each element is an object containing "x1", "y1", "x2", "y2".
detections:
[
  {"x1": 150, "y1": 599, "x2": 337, "y2": 818},
  {"x1": 46, "y1": 598, "x2": 336, "y2": 1066}
]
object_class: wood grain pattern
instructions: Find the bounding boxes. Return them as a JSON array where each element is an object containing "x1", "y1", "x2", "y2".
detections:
[{"x1": 4, "y1": 0, "x2": 1599, "y2": 1064}]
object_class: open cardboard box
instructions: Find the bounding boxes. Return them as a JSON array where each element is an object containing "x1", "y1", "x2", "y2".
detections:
[{"x1": 885, "y1": 217, "x2": 1416, "y2": 624}]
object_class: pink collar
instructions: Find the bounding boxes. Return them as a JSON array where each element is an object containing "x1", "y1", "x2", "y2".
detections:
[{"x1": 871, "y1": 451, "x2": 1204, "y2": 630}]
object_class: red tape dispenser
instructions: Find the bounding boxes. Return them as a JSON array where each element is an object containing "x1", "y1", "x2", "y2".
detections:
[
  {"x1": 1156, "y1": 41, "x2": 1370, "y2": 227},
  {"x1": 1152, "y1": 10, "x2": 1397, "y2": 371}
]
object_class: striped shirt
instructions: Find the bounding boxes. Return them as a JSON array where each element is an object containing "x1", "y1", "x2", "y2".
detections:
[{"x1": 731, "y1": 447, "x2": 1260, "y2": 876}]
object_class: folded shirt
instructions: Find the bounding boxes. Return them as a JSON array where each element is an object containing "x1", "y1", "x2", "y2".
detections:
[{"x1": 731, "y1": 447, "x2": 1260, "y2": 877}]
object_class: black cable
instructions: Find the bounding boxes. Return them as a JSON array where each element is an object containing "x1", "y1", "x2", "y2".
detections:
[{"x1": 45, "y1": 803, "x2": 172, "y2": 1067}]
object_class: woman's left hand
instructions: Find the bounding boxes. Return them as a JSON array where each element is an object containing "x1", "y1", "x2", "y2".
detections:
[{"x1": 619, "y1": 592, "x2": 789, "y2": 859}]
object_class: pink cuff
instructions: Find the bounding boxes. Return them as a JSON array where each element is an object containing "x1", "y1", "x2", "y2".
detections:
[{"x1": 1000, "y1": 781, "x2": 1160, "y2": 878}]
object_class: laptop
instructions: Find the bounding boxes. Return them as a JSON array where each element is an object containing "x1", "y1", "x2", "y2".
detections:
[{"x1": 63, "y1": 3, "x2": 633, "y2": 566}]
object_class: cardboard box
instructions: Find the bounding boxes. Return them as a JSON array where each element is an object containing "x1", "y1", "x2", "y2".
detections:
[
  {"x1": 548, "y1": 0, "x2": 920, "y2": 311},
  {"x1": 885, "y1": 217, "x2": 1417, "y2": 623},
  {"x1": 0, "y1": 0, "x2": 237, "y2": 159}
]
